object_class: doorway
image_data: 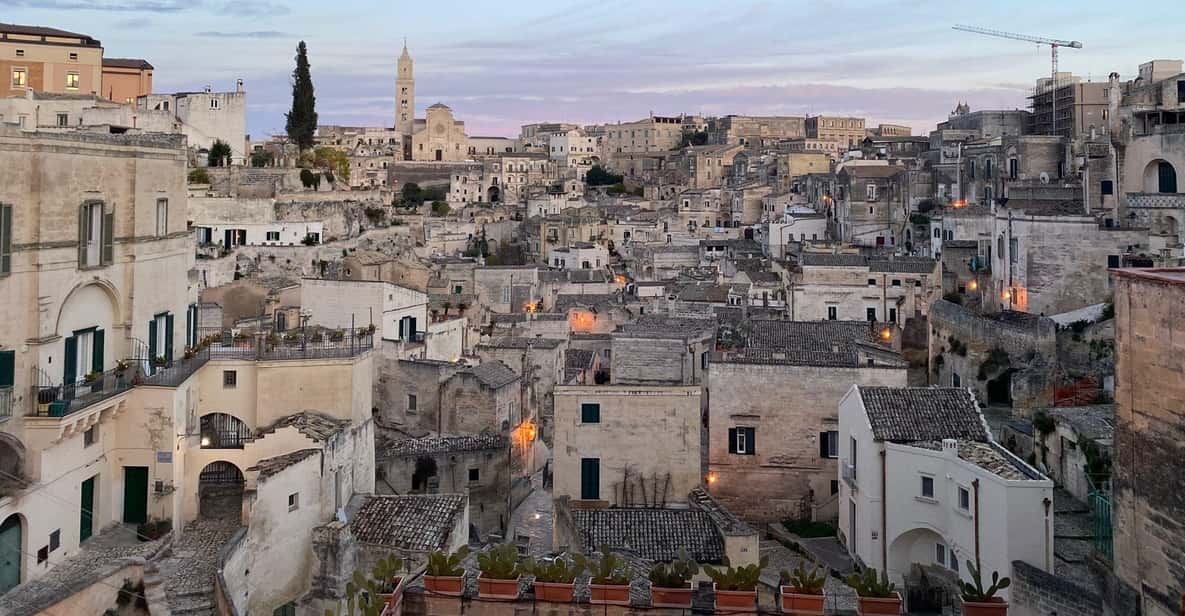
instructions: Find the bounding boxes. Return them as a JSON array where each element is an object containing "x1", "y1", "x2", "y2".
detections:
[
  {"x1": 580, "y1": 458, "x2": 600, "y2": 500},
  {"x1": 987, "y1": 371, "x2": 1013, "y2": 406},
  {"x1": 122, "y1": 466, "x2": 149, "y2": 524},
  {"x1": 0, "y1": 515, "x2": 21, "y2": 593},
  {"x1": 80, "y1": 475, "x2": 96, "y2": 542}
]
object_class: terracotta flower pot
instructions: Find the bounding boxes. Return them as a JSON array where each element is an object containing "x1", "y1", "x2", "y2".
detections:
[
  {"x1": 534, "y1": 581, "x2": 575, "y2": 603},
  {"x1": 589, "y1": 583, "x2": 631, "y2": 605},
  {"x1": 651, "y1": 584, "x2": 693, "y2": 608},
  {"x1": 381, "y1": 576, "x2": 404, "y2": 615},
  {"x1": 715, "y1": 587, "x2": 757, "y2": 610},
  {"x1": 477, "y1": 574, "x2": 521, "y2": 600},
  {"x1": 781, "y1": 586, "x2": 826, "y2": 615},
  {"x1": 963, "y1": 599, "x2": 1008, "y2": 616},
  {"x1": 423, "y1": 574, "x2": 464, "y2": 596},
  {"x1": 858, "y1": 592, "x2": 903, "y2": 615}
]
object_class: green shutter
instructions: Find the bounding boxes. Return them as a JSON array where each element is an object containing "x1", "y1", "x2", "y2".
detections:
[
  {"x1": 0, "y1": 350, "x2": 14, "y2": 388},
  {"x1": 63, "y1": 335, "x2": 77, "y2": 384},
  {"x1": 728, "y1": 428, "x2": 737, "y2": 454},
  {"x1": 164, "y1": 314, "x2": 174, "y2": 361},
  {"x1": 580, "y1": 458, "x2": 600, "y2": 500},
  {"x1": 185, "y1": 306, "x2": 194, "y2": 348},
  {"x1": 101, "y1": 211, "x2": 113, "y2": 265},
  {"x1": 77, "y1": 204, "x2": 87, "y2": 266},
  {"x1": 0, "y1": 204, "x2": 12, "y2": 275},
  {"x1": 148, "y1": 320, "x2": 157, "y2": 365},
  {"x1": 92, "y1": 329, "x2": 104, "y2": 373},
  {"x1": 746, "y1": 427, "x2": 756, "y2": 456},
  {"x1": 581, "y1": 403, "x2": 600, "y2": 424}
]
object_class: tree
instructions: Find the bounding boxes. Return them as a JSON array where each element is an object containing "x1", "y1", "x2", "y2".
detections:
[
  {"x1": 678, "y1": 131, "x2": 709, "y2": 148},
  {"x1": 285, "y1": 41, "x2": 318, "y2": 151},
  {"x1": 313, "y1": 147, "x2": 350, "y2": 182},
  {"x1": 208, "y1": 139, "x2": 232, "y2": 167},
  {"x1": 430, "y1": 200, "x2": 450, "y2": 217},
  {"x1": 400, "y1": 182, "x2": 424, "y2": 206},
  {"x1": 187, "y1": 168, "x2": 210, "y2": 184},
  {"x1": 586, "y1": 165, "x2": 623, "y2": 186},
  {"x1": 250, "y1": 150, "x2": 274, "y2": 168}
]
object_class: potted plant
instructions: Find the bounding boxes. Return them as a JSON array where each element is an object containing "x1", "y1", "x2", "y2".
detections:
[
  {"x1": 648, "y1": 550, "x2": 699, "y2": 608},
  {"x1": 845, "y1": 568, "x2": 901, "y2": 615},
  {"x1": 424, "y1": 546, "x2": 469, "y2": 596},
  {"x1": 575, "y1": 548, "x2": 631, "y2": 606},
  {"x1": 369, "y1": 554, "x2": 405, "y2": 609},
  {"x1": 476, "y1": 544, "x2": 523, "y2": 600},
  {"x1": 153, "y1": 355, "x2": 169, "y2": 368},
  {"x1": 780, "y1": 561, "x2": 828, "y2": 614},
  {"x1": 958, "y1": 561, "x2": 1010, "y2": 616},
  {"x1": 525, "y1": 556, "x2": 581, "y2": 603},
  {"x1": 704, "y1": 556, "x2": 767, "y2": 610}
]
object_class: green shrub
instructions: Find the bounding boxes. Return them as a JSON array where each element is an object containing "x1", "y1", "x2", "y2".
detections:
[
  {"x1": 187, "y1": 167, "x2": 210, "y2": 184},
  {"x1": 782, "y1": 519, "x2": 836, "y2": 538},
  {"x1": 574, "y1": 547, "x2": 630, "y2": 585},
  {"x1": 524, "y1": 557, "x2": 581, "y2": 583},
  {"x1": 957, "y1": 561, "x2": 1010, "y2": 602}
]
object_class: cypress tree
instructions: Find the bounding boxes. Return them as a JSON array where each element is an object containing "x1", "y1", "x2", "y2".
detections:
[{"x1": 285, "y1": 40, "x2": 317, "y2": 151}]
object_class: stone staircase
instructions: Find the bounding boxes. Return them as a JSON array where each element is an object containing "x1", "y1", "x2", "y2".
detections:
[{"x1": 150, "y1": 519, "x2": 242, "y2": 616}]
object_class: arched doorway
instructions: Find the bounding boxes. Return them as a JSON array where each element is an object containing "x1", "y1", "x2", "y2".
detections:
[
  {"x1": 199, "y1": 413, "x2": 252, "y2": 449},
  {"x1": 411, "y1": 456, "x2": 438, "y2": 492},
  {"x1": 0, "y1": 514, "x2": 22, "y2": 593},
  {"x1": 198, "y1": 461, "x2": 244, "y2": 520},
  {"x1": 1144, "y1": 160, "x2": 1179, "y2": 193},
  {"x1": 488, "y1": 185, "x2": 501, "y2": 203},
  {"x1": 987, "y1": 371, "x2": 1013, "y2": 406}
]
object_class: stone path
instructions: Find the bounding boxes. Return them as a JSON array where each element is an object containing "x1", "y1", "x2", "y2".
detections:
[
  {"x1": 0, "y1": 524, "x2": 163, "y2": 616},
  {"x1": 1051, "y1": 488, "x2": 1102, "y2": 589},
  {"x1": 506, "y1": 470, "x2": 552, "y2": 556},
  {"x1": 760, "y1": 539, "x2": 858, "y2": 614},
  {"x1": 153, "y1": 518, "x2": 242, "y2": 616}
]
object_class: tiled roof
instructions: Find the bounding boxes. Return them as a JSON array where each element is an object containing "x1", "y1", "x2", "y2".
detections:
[
  {"x1": 1048, "y1": 405, "x2": 1115, "y2": 441},
  {"x1": 480, "y1": 336, "x2": 565, "y2": 350},
  {"x1": 721, "y1": 320, "x2": 898, "y2": 368},
  {"x1": 248, "y1": 449, "x2": 320, "y2": 480},
  {"x1": 569, "y1": 508, "x2": 726, "y2": 563},
  {"x1": 257, "y1": 412, "x2": 349, "y2": 442},
  {"x1": 0, "y1": 23, "x2": 96, "y2": 41},
  {"x1": 617, "y1": 316, "x2": 715, "y2": 339},
  {"x1": 906, "y1": 440, "x2": 1043, "y2": 481},
  {"x1": 464, "y1": 360, "x2": 519, "y2": 389},
  {"x1": 556, "y1": 293, "x2": 618, "y2": 311},
  {"x1": 350, "y1": 494, "x2": 466, "y2": 551},
  {"x1": 565, "y1": 349, "x2": 595, "y2": 370},
  {"x1": 869, "y1": 257, "x2": 936, "y2": 274},
  {"x1": 858, "y1": 387, "x2": 988, "y2": 442},
  {"x1": 378, "y1": 433, "x2": 506, "y2": 459},
  {"x1": 800, "y1": 253, "x2": 868, "y2": 268},
  {"x1": 841, "y1": 165, "x2": 903, "y2": 178},
  {"x1": 103, "y1": 58, "x2": 153, "y2": 69}
]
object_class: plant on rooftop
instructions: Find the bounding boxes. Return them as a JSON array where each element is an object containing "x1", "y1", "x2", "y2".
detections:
[
  {"x1": 846, "y1": 567, "x2": 897, "y2": 598},
  {"x1": 208, "y1": 139, "x2": 232, "y2": 167},
  {"x1": 958, "y1": 561, "x2": 1010, "y2": 616},
  {"x1": 477, "y1": 544, "x2": 524, "y2": 580},
  {"x1": 648, "y1": 550, "x2": 699, "y2": 607},
  {"x1": 424, "y1": 546, "x2": 469, "y2": 596},
  {"x1": 705, "y1": 555, "x2": 766, "y2": 609},
  {"x1": 525, "y1": 556, "x2": 581, "y2": 602},
  {"x1": 575, "y1": 548, "x2": 632, "y2": 605},
  {"x1": 781, "y1": 561, "x2": 829, "y2": 613},
  {"x1": 323, "y1": 554, "x2": 405, "y2": 616}
]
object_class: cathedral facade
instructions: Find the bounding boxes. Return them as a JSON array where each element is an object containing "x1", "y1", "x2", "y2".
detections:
[{"x1": 395, "y1": 44, "x2": 470, "y2": 162}]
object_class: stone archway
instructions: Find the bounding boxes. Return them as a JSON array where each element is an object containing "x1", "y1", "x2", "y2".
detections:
[
  {"x1": 199, "y1": 413, "x2": 252, "y2": 449},
  {"x1": 488, "y1": 185, "x2": 501, "y2": 203},
  {"x1": 1144, "y1": 159, "x2": 1179, "y2": 193},
  {"x1": 198, "y1": 461, "x2": 245, "y2": 520}
]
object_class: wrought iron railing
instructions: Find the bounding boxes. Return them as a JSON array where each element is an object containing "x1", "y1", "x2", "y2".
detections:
[
  {"x1": 1087, "y1": 474, "x2": 1113, "y2": 562},
  {"x1": 142, "y1": 348, "x2": 211, "y2": 387},
  {"x1": 29, "y1": 365, "x2": 134, "y2": 418}
]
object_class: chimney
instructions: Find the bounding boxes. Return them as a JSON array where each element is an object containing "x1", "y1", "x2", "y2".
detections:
[
  {"x1": 942, "y1": 438, "x2": 959, "y2": 460},
  {"x1": 203, "y1": 85, "x2": 212, "y2": 94},
  {"x1": 236, "y1": 79, "x2": 244, "y2": 93}
]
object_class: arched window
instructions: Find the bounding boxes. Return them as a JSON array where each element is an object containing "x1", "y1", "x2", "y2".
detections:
[{"x1": 200, "y1": 413, "x2": 252, "y2": 449}]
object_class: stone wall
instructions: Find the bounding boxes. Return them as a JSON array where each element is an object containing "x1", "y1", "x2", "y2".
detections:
[
  {"x1": 1112, "y1": 272, "x2": 1185, "y2": 616},
  {"x1": 378, "y1": 445, "x2": 510, "y2": 539},
  {"x1": 1010, "y1": 559, "x2": 1102, "y2": 616},
  {"x1": 376, "y1": 359, "x2": 456, "y2": 434},
  {"x1": 929, "y1": 300, "x2": 1057, "y2": 416}
]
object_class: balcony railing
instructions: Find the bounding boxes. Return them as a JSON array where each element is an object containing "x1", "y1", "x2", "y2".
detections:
[
  {"x1": 30, "y1": 365, "x2": 134, "y2": 418},
  {"x1": 204, "y1": 328, "x2": 374, "y2": 362},
  {"x1": 1125, "y1": 192, "x2": 1185, "y2": 210},
  {"x1": 0, "y1": 386, "x2": 12, "y2": 421}
]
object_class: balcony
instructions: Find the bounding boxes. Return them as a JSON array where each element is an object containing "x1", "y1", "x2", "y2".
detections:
[
  {"x1": 30, "y1": 365, "x2": 134, "y2": 418},
  {"x1": 1126, "y1": 192, "x2": 1185, "y2": 210}
]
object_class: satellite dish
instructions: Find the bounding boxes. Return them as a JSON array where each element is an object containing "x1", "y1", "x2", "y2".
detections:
[{"x1": 1039, "y1": 172, "x2": 1050, "y2": 184}]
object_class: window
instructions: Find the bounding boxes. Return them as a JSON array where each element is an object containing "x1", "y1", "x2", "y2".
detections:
[
  {"x1": 968, "y1": 159, "x2": 976, "y2": 180},
  {"x1": 951, "y1": 555, "x2": 960, "y2": 574},
  {"x1": 891, "y1": 279, "x2": 901, "y2": 287},
  {"x1": 501, "y1": 286, "x2": 511, "y2": 304},
  {"x1": 68, "y1": 52, "x2": 78, "y2": 61},
  {"x1": 156, "y1": 199, "x2": 168, "y2": 237},
  {"x1": 1107, "y1": 255, "x2": 1120, "y2": 268},
  {"x1": 37, "y1": 546, "x2": 48, "y2": 564},
  {"x1": 830, "y1": 480, "x2": 839, "y2": 496},
  {"x1": 0, "y1": 203, "x2": 11, "y2": 276},
  {"x1": 223, "y1": 370, "x2": 237, "y2": 388},
  {"x1": 952, "y1": 372, "x2": 961, "y2": 387},
  {"x1": 273, "y1": 604, "x2": 297, "y2": 616},
  {"x1": 11, "y1": 68, "x2": 27, "y2": 88},
  {"x1": 984, "y1": 158, "x2": 993, "y2": 179},
  {"x1": 866, "y1": 184, "x2": 877, "y2": 201},
  {"x1": 288, "y1": 492, "x2": 299, "y2": 512},
  {"x1": 407, "y1": 394, "x2": 417, "y2": 412},
  {"x1": 84, "y1": 427, "x2": 96, "y2": 447},
  {"x1": 867, "y1": 278, "x2": 876, "y2": 286},
  {"x1": 866, "y1": 307, "x2": 877, "y2": 321},
  {"x1": 934, "y1": 228, "x2": 940, "y2": 238},
  {"x1": 1009, "y1": 158, "x2": 1018, "y2": 180},
  {"x1": 57, "y1": 113, "x2": 69, "y2": 127},
  {"x1": 78, "y1": 201, "x2": 111, "y2": 268},
  {"x1": 827, "y1": 306, "x2": 837, "y2": 321},
  {"x1": 1101, "y1": 180, "x2": 1113, "y2": 196},
  {"x1": 1009, "y1": 238, "x2": 1018, "y2": 263},
  {"x1": 728, "y1": 427, "x2": 756, "y2": 455},
  {"x1": 958, "y1": 486, "x2": 970, "y2": 510},
  {"x1": 819, "y1": 430, "x2": 839, "y2": 458},
  {"x1": 581, "y1": 403, "x2": 600, "y2": 424},
  {"x1": 580, "y1": 458, "x2": 600, "y2": 500},
  {"x1": 889, "y1": 308, "x2": 897, "y2": 323},
  {"x1": 468, "y1": 468, "x2": 480, "y2": 483},
  {"x1": 266, "y1": 231, "x2": 280, "y2": 242},
  {"x1": 66, "y1": 72, "x2": 80, "y2": 90},
  {"x1": 210, "y1": 98, "x2": 220, "y2": 110},
  {"x1": 935, "y1": 543, "x2": 946, "y2": 566},
  {"x1": 14, "y1": 49, "x2": 22, "y2": 57},
  {"x1": 50, "y1": 530, "x2": 60, "y2": 552},
  {"x1": 921, "y1": 476, "x2": 934, "y2": 498}
]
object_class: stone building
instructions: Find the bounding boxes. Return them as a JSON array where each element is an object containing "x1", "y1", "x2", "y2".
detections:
[
  {"x1": 709, "y1": 115, "x2": 805, "y2": 147},
  {"x1": 708, "y1": 321, "x2": 907, "y2": 523},
  {"x1": 375, "y1": 358, "x2": 520, "y2": 437},
  {"x1": 836, "y1": 164, "x2": 905, "y2": 246},
  {"x1": 475, "y1": 336, "x2": 566, "y2": 444},
  {"x1": 610, "y1": 316, "x2": 715, "y2": 386},
  {"x1": 805, "y1": 115, "x2": 867, "y2": 155},
  {"x1": 1028, "y1": 73, "x2": 1108, "y2": 141},
  {"x1": 0, "y1": 23, "x2": 103, "y2": 98},
  {"x1": 600, "y1": 114, "x2": 687, "y2": 156},
  {"x1": 1111, "y1": 267, "x2": 1185, "y2": 616},
  {"x1": 410, "y1": 103, "x2": 469, "y2": 162},
  {"x1": 99, "y1": 58, "x2": 152, "y2": 104},
  {"x1": 790, "y1": 252, "x2": 941, "y2": 324},
  {"x1": 138, "y1": 83, "x2": 249, "y2": 164},
  {"x1": 395, "y1": 42, "x2": 415, "y2": 137},
  {"x1": 552, "y1": 384, "x2": 702, "y2": 506}
]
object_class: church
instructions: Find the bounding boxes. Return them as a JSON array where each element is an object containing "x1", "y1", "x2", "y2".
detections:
[{"x1": 395, "y1": 43, "x2": 470, "y2": 162}]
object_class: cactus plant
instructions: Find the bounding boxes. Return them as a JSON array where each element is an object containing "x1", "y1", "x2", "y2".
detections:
[
  {"x1": 845, "y1": 568, "x2": 896, "y2": 598},
  {"x1": 525, "y1": 556, "x2": 582, "y2": 583},
  {"x1": 574, "y1": 548, "x2": 631, "y2": 585},
  {"x1": 476, "y1": 544, "x2": 524, "y2": 580},
  {"x1": 703, "y1": 556, "x2": 767, "y2": 592},
  {"x1": 648, "y1": 550, "x2": 699, "y2": 588},
  {"x1": 958, "y1": 561, "x2": 1010, "y2": 602},
  {"x1": 426, "y1": 546, "x2": 469, "y2": 577},
  {"x1": 780, "y1": 561, "x2": 827, "y2": 595}
]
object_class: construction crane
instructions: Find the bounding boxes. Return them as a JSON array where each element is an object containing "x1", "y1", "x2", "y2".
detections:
[{"x1": 952, "y1": 24, "x2": 1083, "y2": 135}]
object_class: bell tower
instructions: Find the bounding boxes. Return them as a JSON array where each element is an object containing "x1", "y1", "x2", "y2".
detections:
[{"x1": 395, "y1": 39, "x2": 415, "y2": 136}]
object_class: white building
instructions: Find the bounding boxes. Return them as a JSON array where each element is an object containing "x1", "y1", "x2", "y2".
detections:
[
  {"x1": 301, "y1": 278, "x2": 428, "y2": 346},
  {"x1": 194, "y1": 221, "x2": 324, "y2": 247},
  {"x1": 137, "y1": 83, "x2": 249, "y2": 164},
  {"x1": 762, "y1": 205, "x2": 828, "y2": 258},
  {"x1": 547, "y1": 242, "x2": 609, "y2": 271},
  {"x1": 838, "y1": 386, "x2": 1053, "y2": 601}
]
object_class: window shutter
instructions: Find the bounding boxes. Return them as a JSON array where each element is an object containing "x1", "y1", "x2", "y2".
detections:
[
  {"x1": 101, "y1": 211, "x2": 114, "y2": 265},
  {"x1": 63, "y1": 335, "x2": 77, "y2": 384},
  {"x1": 92, "y1": 329, "x2": 104, "y2": 373},
  {"x1": 746, "y1": 427, "x2": 756, "y2": 455},
  {"x1": 148, "y1": 320, "x2": 157, "y2": 363},
  {"x1": 164, "y1": 314, "x2": 175, "y2": 361},
  {"x1": 185, "y1": 306, "x2": 194, "y2": 348},
  {"x1": 728, "y1": 428, "x2": 737, "y2": 454},
  {"x1": 0, "y1": 350, "x2": 15, "y2": 388},
  {"x1": 77, "y1": 204, "x2": 87, "y2": 266},
  {"x1": 820, "y1": 431, "x2": 829, "y2": 458},
  {"x1": 0, "y1": 204, "x2": 11, "y2": 275}
]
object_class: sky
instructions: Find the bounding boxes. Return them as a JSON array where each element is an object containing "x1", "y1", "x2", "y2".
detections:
[{"x1": 5, "y1": 0, "x2": 1185, "y2": 139}]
